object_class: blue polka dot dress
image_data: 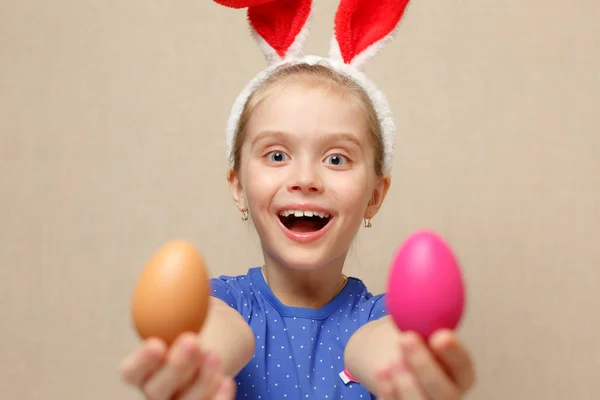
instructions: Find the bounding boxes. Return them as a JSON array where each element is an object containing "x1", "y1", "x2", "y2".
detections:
[{"x1": 210, "y1": 267, "x2": 388, "y2": 399}]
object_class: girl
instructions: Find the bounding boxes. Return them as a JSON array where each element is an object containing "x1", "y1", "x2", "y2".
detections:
[{"x1": 120, "y1": 1, "x2": 476, "y2": 399}]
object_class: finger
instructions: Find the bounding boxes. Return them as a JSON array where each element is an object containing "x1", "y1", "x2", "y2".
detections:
[
  {"x1": 143, "y1": 334, "x2": 203, "y2": 400},
  {"x1": 429, "y1": 330, "x2": 477, "y2": 392},
  {"x1": 119, "y1": 338, "x2": 167, "y2": 387},
  {"x1": 390, "y1": 361, "x2": 427, "y2": 400},
  {"x1": 177, "y1": 353, "x2": 222, "y2": 400},
  {"x1": 213, "y1": 378, "x2": 236, "y2": 400},
  {"x1": 374, "y1": 365, "x2": 398, "y2": 400},
  {"x1": 401, "y1": 332, "x2": 460, "y2": 400}
]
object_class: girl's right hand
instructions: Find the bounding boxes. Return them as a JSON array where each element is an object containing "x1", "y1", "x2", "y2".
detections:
[{"x1": 119, "y1": 333, "x2": 236, "y2": 400}]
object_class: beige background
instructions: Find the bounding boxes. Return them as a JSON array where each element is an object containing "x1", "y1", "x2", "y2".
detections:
[{"x1": 1, "y1": 0, "x2": 599, "y2": 399}]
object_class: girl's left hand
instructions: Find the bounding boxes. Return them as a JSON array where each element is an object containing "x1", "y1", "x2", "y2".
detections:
[{"x1": 375, "y1": 329, "x2": 476, "y2": 399}]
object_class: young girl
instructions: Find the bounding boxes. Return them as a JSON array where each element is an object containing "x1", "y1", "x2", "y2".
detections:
[{"x1": 120, "y1": 1, "x2": 476, "y2": 399}]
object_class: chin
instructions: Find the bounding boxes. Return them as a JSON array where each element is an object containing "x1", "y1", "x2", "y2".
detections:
[
  {"x1": 268, "y1": 229, "x2": 348, "y2": 272},
  {"x1": 268, "y1": 246, "x2": 341, "y2": 271}
]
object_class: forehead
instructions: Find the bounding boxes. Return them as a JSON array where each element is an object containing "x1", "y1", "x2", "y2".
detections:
[{"x1": 246, "y1": 83, "x2": 370, "y2": 143}]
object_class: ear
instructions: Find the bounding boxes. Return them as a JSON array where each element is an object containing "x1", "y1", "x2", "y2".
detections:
[
  {"x1": 329, "y1": 0, "x2": 411, "y2": 69},
  {"x1": 365, "y1": 175, "x2": 391, "y2": 220},
  {"x1": 247, "y1": 0, "x2": 312, "y2": 65},
  {"x1": 227, "y1": 168, "x2": 247, "y2": 212}
]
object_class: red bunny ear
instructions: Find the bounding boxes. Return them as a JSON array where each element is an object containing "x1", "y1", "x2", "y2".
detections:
[
  {"x1": 248, "y1": 0, "x2": 312, "y2": 64},
  {"x1": 331, "y1": 0, "x2": 411, "y2": 67},
  {"x1": 213, "y1": 0, "x2": 277, "y2": 9}
]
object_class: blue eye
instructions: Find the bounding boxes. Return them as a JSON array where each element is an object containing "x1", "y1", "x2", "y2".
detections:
[
  {"x1": 325, "y1": 154, "x2": 348, "y2": 166},
  {"x1": 267, "y1": 151, "x2": 289, "y2": 163}
]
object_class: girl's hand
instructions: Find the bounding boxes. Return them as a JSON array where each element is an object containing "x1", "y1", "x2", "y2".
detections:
[
  {"x1": 119, "y1": 333, "x2": 236, "y2": 400},
  {"x1": 376, "y1": 330, "x2": 476, "y2": 400}
]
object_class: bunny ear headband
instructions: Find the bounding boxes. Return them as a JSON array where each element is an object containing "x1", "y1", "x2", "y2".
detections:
[{"x1": 214, "y1": 0, "x2": 411, "y2": 174}]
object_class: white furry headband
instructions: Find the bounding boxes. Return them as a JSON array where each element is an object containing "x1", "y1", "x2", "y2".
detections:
[{"x1": 214, "y1": 0, "x2": 411, "y2": 174}]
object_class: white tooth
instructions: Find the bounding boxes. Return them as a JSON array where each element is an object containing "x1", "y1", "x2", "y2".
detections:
[{"x1": 281, "y1": 209, "x2": 330, "y2": 217}]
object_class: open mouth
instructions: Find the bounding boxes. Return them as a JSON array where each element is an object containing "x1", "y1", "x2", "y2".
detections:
[{"x1": 278, "y1": 209, "x2": 332, "y2": 233}]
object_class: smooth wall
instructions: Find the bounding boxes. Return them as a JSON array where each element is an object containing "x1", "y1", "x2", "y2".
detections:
[{"x1": 1, "y1": 0, "x2": 599, "y2": 399}]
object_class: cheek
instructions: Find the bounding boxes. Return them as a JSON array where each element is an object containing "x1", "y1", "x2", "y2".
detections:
[
  {"x1": 329, "y1": 170, "x2": 374, "y2": 211},
  {"x1": 241, "y1": 161, "x2": 281, "y2": 210}
]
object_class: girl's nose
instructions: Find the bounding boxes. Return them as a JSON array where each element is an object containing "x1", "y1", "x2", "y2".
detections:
[{"x1": 288, "y1": 162, "x2": 324, "y2": 194}]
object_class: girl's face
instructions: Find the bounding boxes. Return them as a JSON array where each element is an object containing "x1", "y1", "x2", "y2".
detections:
[{"x1": 229, "y1": 83, "x2": 390, "y2": 271}]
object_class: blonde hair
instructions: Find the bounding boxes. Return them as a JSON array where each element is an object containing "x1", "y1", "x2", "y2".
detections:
[{"x1": 231, "y1": 63, "x2": 385, "y2": 176}]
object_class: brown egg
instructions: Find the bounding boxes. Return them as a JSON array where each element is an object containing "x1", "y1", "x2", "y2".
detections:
[{"x1": 131, "y1": 240, "x2": 210, "y2": 346}]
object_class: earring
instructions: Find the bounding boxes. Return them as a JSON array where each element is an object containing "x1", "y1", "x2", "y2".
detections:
[
  {"x1": 240, "y1": 208, "x2": 249, "y2": 221},
  {"x1": 363, "y1": 217, "x2": 372, "y2": 228}
]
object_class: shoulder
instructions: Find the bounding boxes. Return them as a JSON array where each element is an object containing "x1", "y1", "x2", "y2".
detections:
[
  {"x1": 209, "y1": 267, "x2": 264, "y2": 320},
  {"x1": 346, "y1": 276, "x2": 388, "y2": 323},
  {"x1": 209, "y1": 267, "x2": 257, "y2": 302},
  {"x1": 210, "y1": 269, "x2": 255, "y2": 290}
]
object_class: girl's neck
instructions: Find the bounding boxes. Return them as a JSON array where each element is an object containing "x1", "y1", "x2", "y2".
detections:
[{"x1": 261, "y1": 256, "x2": 348, "y2": 309}]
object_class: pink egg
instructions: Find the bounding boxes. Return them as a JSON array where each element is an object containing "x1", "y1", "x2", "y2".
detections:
[{"x1": 385, "y1": 230, "x2": 465, "y2": 339}]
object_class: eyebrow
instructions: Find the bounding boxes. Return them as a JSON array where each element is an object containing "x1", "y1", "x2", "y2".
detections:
[
  {"x1": 251, "y1": 130, "x2": 288, "y2": 147},
  {"x1": 251, "y1": 130, "x2": 362, "y2": 147}
]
